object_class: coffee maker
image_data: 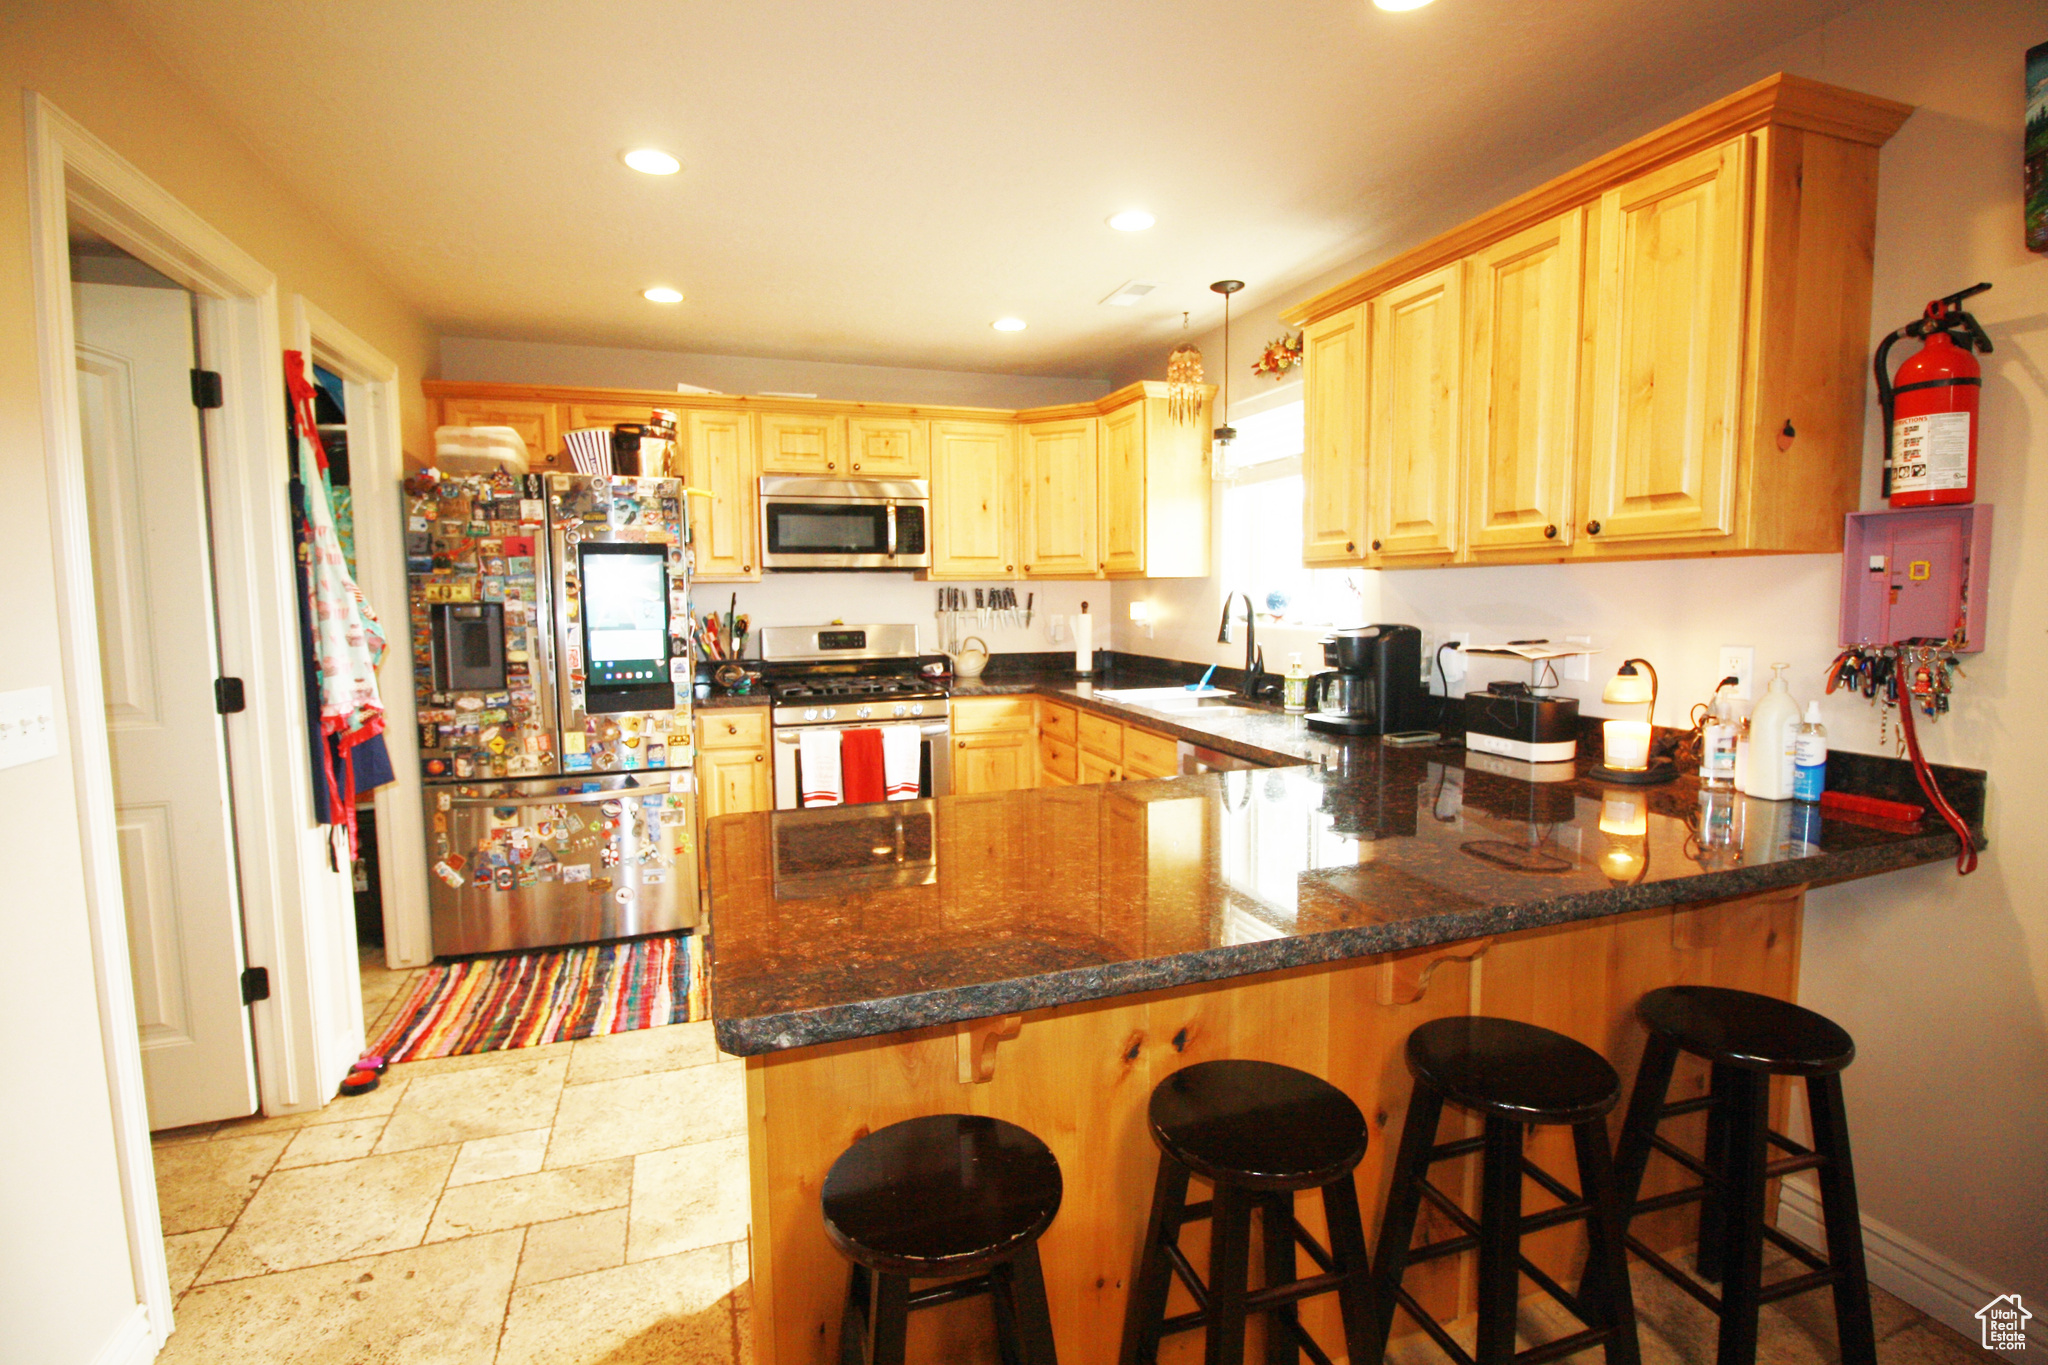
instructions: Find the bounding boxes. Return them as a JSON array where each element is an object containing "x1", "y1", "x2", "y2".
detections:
[{"x1": 1306, "y1": 624, "x2": 1427, "y2": 736}]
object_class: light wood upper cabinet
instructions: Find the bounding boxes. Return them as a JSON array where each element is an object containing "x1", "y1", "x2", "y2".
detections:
[
  {"x1": 1281, "y1": 73, "x2": 1910, "y2": 567},
  {"x1": 1368, "y1": 263, "x2": 1463, "y2": 561},
  {"x1": 439, "y1": 396, "x2": 563, "y2": 470},
  {"x1": 683, "y1": 410, "x2": 759, "y2": 580},
  {"x1": 846, "y1": 417, "x2": 927, "y2": 477},
  {"x1": 1098, "y1": 403, "x2": 1145, "y2": 576},
  {"x1": 1302, "y1": 306, "x2": 1368, "y2": 565},
  {"x1": 757, "y1": 412, "x2": 845, "y2": 476},
  {"x1": 928, "y1": 420, "x2": 1016, "y2": 580},
  {"x1": 1463, "y1": 210, "x2": 1584, "y2": 555},
  {"x1": 1582, "y1": 138, "x2": 1748, "y2": 544},
  {"x1": 1020, "y1": 417, "x2": 1098, "y2": 578},
  {"x1": 1095, "y1": 389, "x2": 1211, "y2": 580}
]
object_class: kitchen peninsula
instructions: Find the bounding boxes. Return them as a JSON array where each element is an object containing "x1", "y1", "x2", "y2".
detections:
[{"x1": 707, "y1": 689, "x2": 1981, "y2": 1364}]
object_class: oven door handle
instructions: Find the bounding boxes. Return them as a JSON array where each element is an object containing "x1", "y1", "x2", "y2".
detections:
[{"x1": 774, "y1": 720, "x2": 948, "y2": 744}]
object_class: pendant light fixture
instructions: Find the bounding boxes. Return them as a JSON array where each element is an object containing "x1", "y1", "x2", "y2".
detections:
[
  {"x1": 1167, "y1": 311, "x2": 1204, "y2": 426},
  {"x1": 1211, "y1": 279, "x2": 1243, "y2": 446}
]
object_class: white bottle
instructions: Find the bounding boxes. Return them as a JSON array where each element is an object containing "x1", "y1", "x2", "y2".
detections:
[
  {"x1": 1284, "y1": 653, "x2": 1310, "y2": 713},
  {"x1": 1793, "y1": 702, "x2": 1828, "y2": 804},
  {"x1": 1741, "y1": 664, "x2": 1801, "y2": 801},
  {"x1": 1701, "y1": 685, "x2": 1739, "y2": 789}
]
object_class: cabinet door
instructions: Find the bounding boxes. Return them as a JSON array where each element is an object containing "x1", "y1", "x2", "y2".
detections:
[
  {"x1": 563, "y1": 401, "x2": 670, "y2": 475},
  {"x1": 757, "y1": 412, "x2": 845, "y2": 476},
  {"x1": 699, "y1": 747, "x2": 769, "y2": 819},
  {"x1": 684, "y1": 410, "x2": 759, "y2": 580},
  {"x1": 1302, "y1": 306, "x2": 1368, "y2": 565},
  {"x1": 1076, "y1": 750, "x2": 1122, "y2": 786},
  {"x1": 1098, "y1": 402, "x2": 1146, "y2": 576},
  {"x1": 952, "y1": 731, "x2": 1033, "y2": 794},
  {"x1": 440, "y1": 397, "x2": 563, "y2": 471},
  {"x1": 1584, "y1": 137, "x2": 1748, "y2": 543},
  {"x1": 846, "y1": 417, "x2": 927, "y2": 477},
  {"x1": 1369, "y1": 264, "x2": 1463, "y2": 560},
  {"x1": 1020, "y1": 418, "x2": 1099, "y2": 577},
  {"x1": 1464, "y1": 210, "x2": 1584, "y2": 555},
  {"x1": 928, "y1": 421, "x2": 1017, "y2": 580}
]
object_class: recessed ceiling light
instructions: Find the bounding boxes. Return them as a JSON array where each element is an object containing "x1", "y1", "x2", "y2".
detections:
[
  {"x1": 643, "y1": 286, "x2": 684, "y2": 304},
  {"x1": 621, "y1": 148, "x2": 681, "y2": 175},
  {"x1": 992, "y1": 317, "x2": 1027, "y2": 332},
  {"x1": 1373, "y1": 0, "x2": 1436, "y2": 9},
  {"x1": 1108, "y1": 209, "x2": 1156, "y2": 232}
]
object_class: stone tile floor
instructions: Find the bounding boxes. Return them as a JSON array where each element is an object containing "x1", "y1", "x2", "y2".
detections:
[{"x1": 144, "y1": 947, "x2": 1986, "y2": 1363}]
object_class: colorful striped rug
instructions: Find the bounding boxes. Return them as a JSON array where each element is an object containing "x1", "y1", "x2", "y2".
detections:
[{"x1": 370, "y1": 934, "x2": 706, "y2": 1064}]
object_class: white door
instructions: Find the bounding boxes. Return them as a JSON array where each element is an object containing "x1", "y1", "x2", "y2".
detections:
[{"x1": 74, "y1": 279, "x2": 258, "y2": 1130}]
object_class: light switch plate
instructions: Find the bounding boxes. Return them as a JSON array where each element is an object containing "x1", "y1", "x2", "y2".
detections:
[{"x1": 0, "y1": 687, "x2": 58, "y2": 771}]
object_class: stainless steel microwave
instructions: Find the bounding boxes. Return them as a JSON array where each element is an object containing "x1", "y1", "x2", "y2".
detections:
[{"x1": 758, "y1": 476, "x2": 931, "y2": 571}]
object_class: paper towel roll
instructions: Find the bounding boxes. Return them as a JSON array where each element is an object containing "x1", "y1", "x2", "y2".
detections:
[{"x1": 1073, "y1": 608, "x2": 1093, "y2": 675}]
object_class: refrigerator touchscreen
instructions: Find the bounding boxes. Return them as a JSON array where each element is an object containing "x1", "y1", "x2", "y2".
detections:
[{"x1": 579, "y1": 543, "x2": 670, "y2": 686}]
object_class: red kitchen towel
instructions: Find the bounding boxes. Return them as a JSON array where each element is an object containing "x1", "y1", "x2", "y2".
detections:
[{"x1": 841, "y1": 728, "x2": 886, "y2": 806}]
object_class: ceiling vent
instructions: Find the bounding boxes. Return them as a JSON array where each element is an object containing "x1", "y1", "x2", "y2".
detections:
[{"x1": 1101, "y1": 280, "x2": 1159, "y2": 307}]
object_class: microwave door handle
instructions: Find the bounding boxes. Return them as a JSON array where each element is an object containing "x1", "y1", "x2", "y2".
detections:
[{"x1": 885, "y1": 500, "x2": 899, "y2": 558}]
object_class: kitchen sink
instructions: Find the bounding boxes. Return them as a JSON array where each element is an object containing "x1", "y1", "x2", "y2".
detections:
[{"x1": 1092, "y1": 686, "x2": 1235, "y2": 706}]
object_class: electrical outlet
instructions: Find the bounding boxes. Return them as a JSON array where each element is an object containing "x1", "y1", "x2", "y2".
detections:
[
  {"x1": 0, "y1": 687, "x2": 57, "y2": 771},
  {"x1": 1436, "y1": 632, "x2": 1471, "y2": 686},
  {"x1": 1563, "y1": 634, "x2": 1593, "y2": 682},
  {"x1": 1717, "y1": 645, "x2": 1755, "y2": 701}
]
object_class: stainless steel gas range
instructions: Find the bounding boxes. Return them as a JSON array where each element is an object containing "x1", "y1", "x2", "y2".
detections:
[{"x1": 755, "y1": 624, "x2": 951, "y2": 809}]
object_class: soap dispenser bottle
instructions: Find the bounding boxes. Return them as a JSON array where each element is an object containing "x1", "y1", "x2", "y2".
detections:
[
  {"x1": 1284, "y1": 653, "x2": 1310, "y2": 713},
  {"x1": 1742, "y1": 664, "x2": 1801, "y2": 801}
]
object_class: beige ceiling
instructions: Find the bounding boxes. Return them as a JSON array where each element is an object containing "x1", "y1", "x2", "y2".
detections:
[{"x1": 106, "y1": 0, "x2": 1854, "y2": 379}]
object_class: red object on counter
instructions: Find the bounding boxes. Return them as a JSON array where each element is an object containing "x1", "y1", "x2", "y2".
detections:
[
  {"x1": 840, "y1": 729, "x2": 886, "y2": 806},
  {"x1": 1818, "y1": 790, "x2": 1925, "y2": 823}
]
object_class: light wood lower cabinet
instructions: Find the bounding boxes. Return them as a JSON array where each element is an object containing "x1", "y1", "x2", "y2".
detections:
[
  {"x1": 696, "y1": 710, "x2": 772, "y2": 820},
  {"x1": 949, "y1": 697, "x2": 1037, "y2": 796}
]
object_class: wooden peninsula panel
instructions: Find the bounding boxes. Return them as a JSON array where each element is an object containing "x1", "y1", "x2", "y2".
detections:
[{"x1": 742, "y1": 888, "x2": 1803, "y2": 1364}]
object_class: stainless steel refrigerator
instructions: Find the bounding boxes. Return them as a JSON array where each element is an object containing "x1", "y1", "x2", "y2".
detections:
[{"x1": 405, "y1": 469, "x2": 698, "y2": 956}]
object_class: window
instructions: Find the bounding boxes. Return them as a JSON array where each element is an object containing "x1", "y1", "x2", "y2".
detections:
[{"x1": 1217, "y1": 398, "x2": 1367, "y2": 628}]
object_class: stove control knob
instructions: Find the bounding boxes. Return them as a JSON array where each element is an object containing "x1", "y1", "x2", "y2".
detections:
[
  {"x1": 804, "y1": 708, "x2": 818, "y2": 722},
  {"x1": 893, "y1": 704, "x2": 908, "y2": 717},
  {"x1": 910, "y1": 702, "x2": 924, "y2": 716},
  {"x1": 856, "y1": 705, "x2": 873, "y2": 719},
  {"x1": 822, "y1": 707, "x2": 837, "y2": 720}
]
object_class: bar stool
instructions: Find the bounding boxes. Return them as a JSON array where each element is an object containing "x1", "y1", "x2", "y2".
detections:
[
  {"x1": 1119, "y1": 1059, "x2": 1376, "y2": 1365},
  {"x1": 1372, "y1": 1017, "x2": 1642, "y2": 1365},
  {"x1": 822, "y1": 1114, "x2": 1061, "y2": 1365},
  {"x1": 1603, "y1": 986, "x2": 1876, "y2": 1365}
]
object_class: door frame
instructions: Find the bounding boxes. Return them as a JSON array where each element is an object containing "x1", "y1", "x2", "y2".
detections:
[
  {"x1": 26, "y1": 91, "x2": 352, "y2": 1349},
  {"x1": 288, "y1": 297, "x2": 433, "y2": 972}
]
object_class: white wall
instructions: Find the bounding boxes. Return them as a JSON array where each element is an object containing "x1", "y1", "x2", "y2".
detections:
[
  {"x1": 442, "y1": 335, "x2": 1109, "y2": 410},
  {"x1": 703, "y1": 574, "x2": 1100, "y2": 663},
  {"x1": 1121, "y1": 0, "x2": 2048, "y2": 1327}
]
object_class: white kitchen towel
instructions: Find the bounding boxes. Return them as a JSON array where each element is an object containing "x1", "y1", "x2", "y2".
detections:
[
  {"x1": 881, "y1": 726, "x2": 921, "y2": 800},
  {"x1": 797, "y1": 729, "x2": 842, "y2": 807}
]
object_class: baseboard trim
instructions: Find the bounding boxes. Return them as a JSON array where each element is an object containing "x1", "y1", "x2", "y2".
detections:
[
  {"x1": 1777, "y1": 1179, "x2": 2041, "y2": 1358},
  {"x1": 89, "y1": 1304, "x2": 159, "y2": 1365}
]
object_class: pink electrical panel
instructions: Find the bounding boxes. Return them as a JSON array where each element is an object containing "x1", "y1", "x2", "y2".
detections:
[{"x1": 1839, "y1": 505, "x2": 1992, "y2": 652}]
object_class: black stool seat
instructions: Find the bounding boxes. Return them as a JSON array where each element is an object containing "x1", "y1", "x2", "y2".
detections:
[
  {"x1": 1636, "y1": 986, "x2": 1854, "y2": 1075},
  {"x1": 1149, "y1": 1058, "x2": 1368, "y2": 1191},
  {"x1": 823, "y1": 1114, "x2": 1061, "y2": 1278},
  {"x1": 1407, "y1": 1016, "x2": 1621, "y2": 1123}
]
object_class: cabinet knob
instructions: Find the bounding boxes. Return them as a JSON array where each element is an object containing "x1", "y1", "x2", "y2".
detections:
[
  {"x1": 725, "y1": 723, "x2": 737, "y2": 735},
  {"x1": 957, "y1": 740, "x2": 967, "y2": 749},
  {"x1": 753, "y1": 753, "x2": 763, "y2": 762},
  {"x1": 826, "y1": 461, "x2": 836, "y2": 470},
  {"x1": 743, "y1": 564, "x2": 752, "y2": 573},
  {"x1": 1544, "y1": 524, "x2": 1558, "y2": 539},
  {"x1": 1005, "y1": 564, "x2": 1014, "y2": 572},
  {"x1": 1345, "y1": 540, "x2": 1355, "y2": 553},
  {"x1": 1370, "y1": 539, "x2": 1382, "y2": 551},
  {"x1": 852, "y1": 462, "x2": 861, "y2": 471},
  {"x1": 1585, "y1": 520, "x2": 1601, "y2": 536}
]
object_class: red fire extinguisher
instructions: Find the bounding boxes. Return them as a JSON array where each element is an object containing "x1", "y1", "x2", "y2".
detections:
[{"x1": 1875, "y1": 282, "x2": 1993, "y2": 507}]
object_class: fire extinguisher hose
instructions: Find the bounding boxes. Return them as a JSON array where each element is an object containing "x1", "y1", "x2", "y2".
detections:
[{"x1": 1892, "y1": 680, "x2": 1979, "y2": 875}]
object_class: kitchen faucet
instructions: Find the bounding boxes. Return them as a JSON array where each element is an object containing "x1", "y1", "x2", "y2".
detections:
[{"x1": 1216, "y1": 592, "x2": 1269, "y2": 701}]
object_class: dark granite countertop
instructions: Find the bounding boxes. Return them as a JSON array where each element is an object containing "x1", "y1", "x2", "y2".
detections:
[
  {"x1": 694, "y1": 693, "x2": 768, "y2": 711},
  {"x1": 708, "y1": 674, "x2": 1983, "y2": 1055}
]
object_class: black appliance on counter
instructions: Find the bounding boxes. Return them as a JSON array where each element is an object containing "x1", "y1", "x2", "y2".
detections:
[{"x1": 1306, "y1": 624, "x2": 1427, "y2": 736}]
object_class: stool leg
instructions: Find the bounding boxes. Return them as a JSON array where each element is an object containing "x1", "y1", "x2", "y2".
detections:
[
  {"x1": 1806, "y1": 1076, "x2": 1878, "y2": 1365},
  {"x1": 1713, "y1": 1068, "x2": 1771, "y2": 1365},
  {"x1": 840, "y1": 1264, "x2": 871, "y2": 1365},
  {"x1": 1474, "y1": 1116, "x2": 1525, "y2": 1365},
  {"x1": 1318, "y1": 1170, "x2": 1378, "y2": 1363},
  {"x1": 1207, "y1": 1184, "x2": 1254, "y2": 1365},
  {"x1": 1119, "y1": 1155, "x2": 1192, "y2": 1365},
  {"x1": 1696, "y1": 1063, "x2": 1738, "y2": 1284},
  {"x1": 1011, "y1": 1245, "x2": 1061, "y2": 1365},
  {"x1": 991, "y1": 1262, "x2": 1026, "y2": 1365},
  {"x1": 1573, "y1": 1117, "x2": 1643, "y2": 1365},
  {"x1": 1370, "y1": 1083, "x2": 1445, "y2": 1364},
  {"x1": 1611, "y1": 1033, "x2": 1679, "y2": 1212},
  {"x1": 1261, "y1": 1193, "x2": 1300, "y2": 1365}
]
